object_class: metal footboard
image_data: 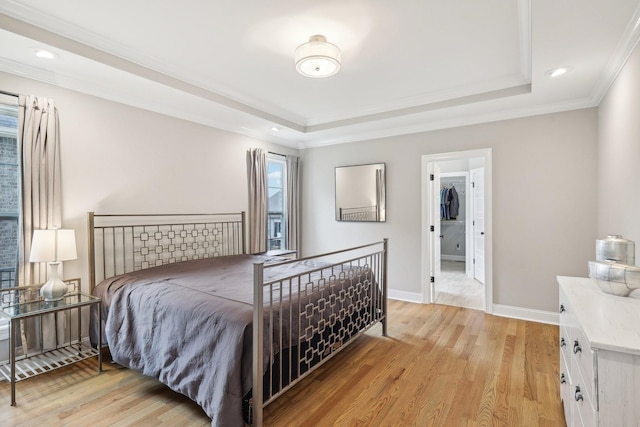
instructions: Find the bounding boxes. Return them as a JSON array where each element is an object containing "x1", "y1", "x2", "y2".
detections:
[{"x1": 252, "y1": 239, "x2": 388, "y2": 426}]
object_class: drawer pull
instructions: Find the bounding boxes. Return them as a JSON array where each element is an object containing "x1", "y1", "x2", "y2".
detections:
[
  {"x1": 560, "y1": 373, "x2": 566, "y2": 384},
  {"x1": 573, "y1": 340, "x2": 582, "y2": 354},
  {"x1": 560, "y1": 337, "x2": 566, "y2": 348},
  {"x1": 560, "y1": 304, "x2": 565, "y2": 313},
  {"x1": 574, "y1": 386, "x2": 583, "y2": 402}
]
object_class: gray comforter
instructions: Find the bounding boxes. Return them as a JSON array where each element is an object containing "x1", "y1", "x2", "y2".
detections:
[{"x1": 90, "y1": 254, "x2": 340, "y2": 426}]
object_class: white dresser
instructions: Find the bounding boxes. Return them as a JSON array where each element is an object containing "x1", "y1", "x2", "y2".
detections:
[{"x1": 558, "y1": 276, "x2": 640, "y2": 427}]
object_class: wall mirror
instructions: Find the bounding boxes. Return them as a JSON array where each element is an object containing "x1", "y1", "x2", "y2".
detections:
[{"x1": 335, "y1": 163, "x2": 386, "y2": 222}]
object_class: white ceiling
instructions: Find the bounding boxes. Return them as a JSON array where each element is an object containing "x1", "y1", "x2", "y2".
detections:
[{"x1": 1, "y1": 0, "x2": 640, "y2": 148}]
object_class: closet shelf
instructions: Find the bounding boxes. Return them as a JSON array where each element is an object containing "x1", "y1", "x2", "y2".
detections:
[{"x1": 441, "y1": 220, "x2": 464, "y2": 224}]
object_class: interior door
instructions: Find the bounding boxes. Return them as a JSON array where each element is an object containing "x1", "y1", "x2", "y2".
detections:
[
  {"x1": 471, "y1": 167, "x2": 485, "y2": 284},
  {"x1": 427, "y1": 163, "x2": 441, "y2": 301}
]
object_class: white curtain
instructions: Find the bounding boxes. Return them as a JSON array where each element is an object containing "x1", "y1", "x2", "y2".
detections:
[
  {"x1": 18, "y1": 95, "x2": 62, "y2": 351},
  {"x1": 286, "y1": 155, "x2": 301, "y2": 252},
  {"x1": 247, "y1": 148, "x2": 267, "y2": 254}
]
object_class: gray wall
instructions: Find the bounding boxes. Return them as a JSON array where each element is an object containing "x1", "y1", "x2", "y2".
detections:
[
  {"x1": 301, "y1": 109, "x2": 598, "y2": 312},
  {"x1": 598, "y1": 41, "x2": 640, "y2": 253}
]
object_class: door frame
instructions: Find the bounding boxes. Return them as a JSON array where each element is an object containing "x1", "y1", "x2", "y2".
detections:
[
  {"x1": 420, "y1": 148, "x2": 493, "y2": 313},
  {"x1": 470, "y1": 167, "x2": 486, "y2": 284}
]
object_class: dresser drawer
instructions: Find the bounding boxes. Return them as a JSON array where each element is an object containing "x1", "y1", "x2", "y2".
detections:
[
  {"x1": 573, "y1": 369, "x2": 597, "y2": 427},
  {"x1": 576, "y1": 398, "x2": 597, "y2": 427},
  {"x1": 559, "y1": 291, "x2": 574, "y2": 327},
  {"x1": 560, "y1": 324, "x2": 572, "y2": 376},
  {"x1": 560, "y1": 350, "x2": 573, "y2": 425},
  {"x1": 569, "y1": 325, "x2": 597, "y2": 411}
]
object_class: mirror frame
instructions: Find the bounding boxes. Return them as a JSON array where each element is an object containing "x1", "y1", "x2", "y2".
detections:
[{"x1": 335, "y1": 163, "x2": 386, "y2": 222}]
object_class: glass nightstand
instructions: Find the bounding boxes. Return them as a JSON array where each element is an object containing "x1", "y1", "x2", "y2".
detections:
[{"x1": 0, "y1": 280, "x2": 102, "y2": 406}]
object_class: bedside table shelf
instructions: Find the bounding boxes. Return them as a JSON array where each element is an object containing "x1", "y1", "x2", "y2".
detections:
[{"x1": 0, "y1": 341, "x2": 99, "y2": 382}]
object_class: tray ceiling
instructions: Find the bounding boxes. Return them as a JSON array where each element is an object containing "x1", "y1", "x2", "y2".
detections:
[{"x1": 1, "y1": 0, "x2": 639, "y2": 148}]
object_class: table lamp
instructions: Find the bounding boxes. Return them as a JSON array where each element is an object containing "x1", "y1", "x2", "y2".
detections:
[{"x1": 29, "y1": 229, "x2": 78, "y2": 301}]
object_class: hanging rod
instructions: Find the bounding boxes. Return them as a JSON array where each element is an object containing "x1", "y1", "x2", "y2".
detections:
[{"x1": 0, "y1": 89, "x2": 19, "y2": 98}]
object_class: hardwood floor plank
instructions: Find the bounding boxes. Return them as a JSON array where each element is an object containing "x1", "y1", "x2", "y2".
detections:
[{"x1": 0, "y1": 300, "x2": 566, "y2": 426}]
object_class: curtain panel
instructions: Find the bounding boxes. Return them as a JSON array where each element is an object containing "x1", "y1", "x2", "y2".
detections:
[
  {"x1": 247, "y1": 148, "x2": 267, "y2": 254},
  {"x1": 17, "y1": 94, "x2": 63, "y2": 352},
  {"x1": 286, "y1": 155, "x2": 300, "y2": 252}
]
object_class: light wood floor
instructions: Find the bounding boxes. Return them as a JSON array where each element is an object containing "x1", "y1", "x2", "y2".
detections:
[{"x1": 0, "y1": 300, "x2": 565, "y2": 426}]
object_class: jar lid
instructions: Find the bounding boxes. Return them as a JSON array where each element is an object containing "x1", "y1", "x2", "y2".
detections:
[{"x1": 599, "y1": 235, "x2": 634, "y2": 244}]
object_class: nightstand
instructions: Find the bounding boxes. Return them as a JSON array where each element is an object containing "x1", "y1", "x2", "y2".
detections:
[
  {"x1": 265, "y1": 249, "x2": 297, "y2": 260},
  {"x1": 0, "y1": 281, "x2": 102, "y2": 406}
]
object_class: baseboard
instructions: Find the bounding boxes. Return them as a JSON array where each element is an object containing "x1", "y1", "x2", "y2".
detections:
[
  {"x1": 492, "y1": 304, "x2": 559, "y2": 325},
  {"x1": 388, "y1": 289, "x2": 422, "y2": 304},
  {"x1": 387, "y1": 293, "x2": 559, "y2": 325},
  {"x1": 441, "y1": 255, "x2": 465, "y2": 262}
]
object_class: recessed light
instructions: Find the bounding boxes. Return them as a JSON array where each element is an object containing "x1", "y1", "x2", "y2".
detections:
[
  {"x1": 270, "y1": 126, "x2": 280, "y2": 132},
  {"x1": 545, "y1": 66, "x2": 572, "y2": 78},
  {"x1": 34, "y1": 49, "x2": 57, "y2": 59}
]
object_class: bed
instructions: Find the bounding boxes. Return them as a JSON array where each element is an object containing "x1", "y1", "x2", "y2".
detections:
[{"x1": 87, "y1": 212, "x2": 387, "y2": 426}]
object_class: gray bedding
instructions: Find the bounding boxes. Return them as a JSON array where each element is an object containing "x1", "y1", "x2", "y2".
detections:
[{"x1": 90, "y1": 254, "x2": 360, "y2": 427}]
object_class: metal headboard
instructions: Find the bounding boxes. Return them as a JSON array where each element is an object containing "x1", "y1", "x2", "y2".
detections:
[{"x1": 87, "y1": 212, "x2": 246, "y2": 293}]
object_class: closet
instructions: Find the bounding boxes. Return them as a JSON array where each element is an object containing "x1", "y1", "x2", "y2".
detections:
[{"x1": 440, "y1": 175, "x2": 466, "y2": 263}]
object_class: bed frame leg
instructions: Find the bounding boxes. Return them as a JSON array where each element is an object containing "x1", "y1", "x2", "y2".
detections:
[{"x1": 382, "y1": 238, "x2": 389, "y2": 337}]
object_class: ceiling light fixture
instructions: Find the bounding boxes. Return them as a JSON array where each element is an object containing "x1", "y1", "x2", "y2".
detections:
[
  {"x1": 545, "y1": 66, "x2": 572, "y2": 78},
  {"x1": 295, "y1": 35, "x2": 341, "y2": 78}
]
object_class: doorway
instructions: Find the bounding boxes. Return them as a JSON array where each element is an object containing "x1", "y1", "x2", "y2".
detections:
[{"x1": 421, "y1": 149, "x2": 493, "y2": 313}]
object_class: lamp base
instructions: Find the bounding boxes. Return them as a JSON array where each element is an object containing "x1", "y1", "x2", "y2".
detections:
[{"x1": 40, "y1": 262, "x2": 68, "y2": 301}]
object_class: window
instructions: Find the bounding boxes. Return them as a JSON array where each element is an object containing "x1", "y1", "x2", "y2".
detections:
[
  {"x1": 0, "y1": 99, "x2": 19, "y2": 289},
  {"x1": 267, "y1": 155, "x2": 287, "y2": 251}
]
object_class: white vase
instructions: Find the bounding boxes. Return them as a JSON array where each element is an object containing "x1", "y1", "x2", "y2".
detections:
[{"x1": 39, "y1": 262, "x2": 68, "y2": 301}]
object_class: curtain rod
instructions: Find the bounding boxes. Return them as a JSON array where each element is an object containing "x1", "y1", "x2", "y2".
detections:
[
  {"x1": 0, "y1": 89, "x2": 19, "y2": 98},
  {"x1": 268, "y1": 151, "x2": 286, "y2": 157}
]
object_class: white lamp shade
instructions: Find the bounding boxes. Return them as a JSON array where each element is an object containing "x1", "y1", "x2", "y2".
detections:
[
  {"x1": 295, "y1": 35, "x2": 341, "y2": 78},
  {"x1": 29, "y1": 229, "x2": 78, "y2": 262}
]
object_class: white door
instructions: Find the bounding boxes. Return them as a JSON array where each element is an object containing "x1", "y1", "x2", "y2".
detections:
[
  {"x1": 427, "y1": 163, "x2": 441, "y2": 301},
  {"x1": 471, "y1": 168, "x2": 485, "y2": 284}
]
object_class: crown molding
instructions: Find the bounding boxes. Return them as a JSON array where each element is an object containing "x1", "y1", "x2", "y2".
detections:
[
  {"x1": 591, "y1": 2, "x2": 640, "y2": 104},
  {"x1": 299, "y1": 96, "x2": 596, "y2": 149},
  {"x1": 305, "y1": 83, "x2": 532, "y2": 133}
]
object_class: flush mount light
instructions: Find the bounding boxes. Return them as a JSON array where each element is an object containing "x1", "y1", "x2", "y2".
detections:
[
  {"x1": 34, "y1": 49, "x2": 57, "y2": 59},
  {"x1": 295, "y1": 35, "x2": 341, "y2": 78},
  {"x1": 545, "y1": 66, "x2": 572, "y2": 78}
]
